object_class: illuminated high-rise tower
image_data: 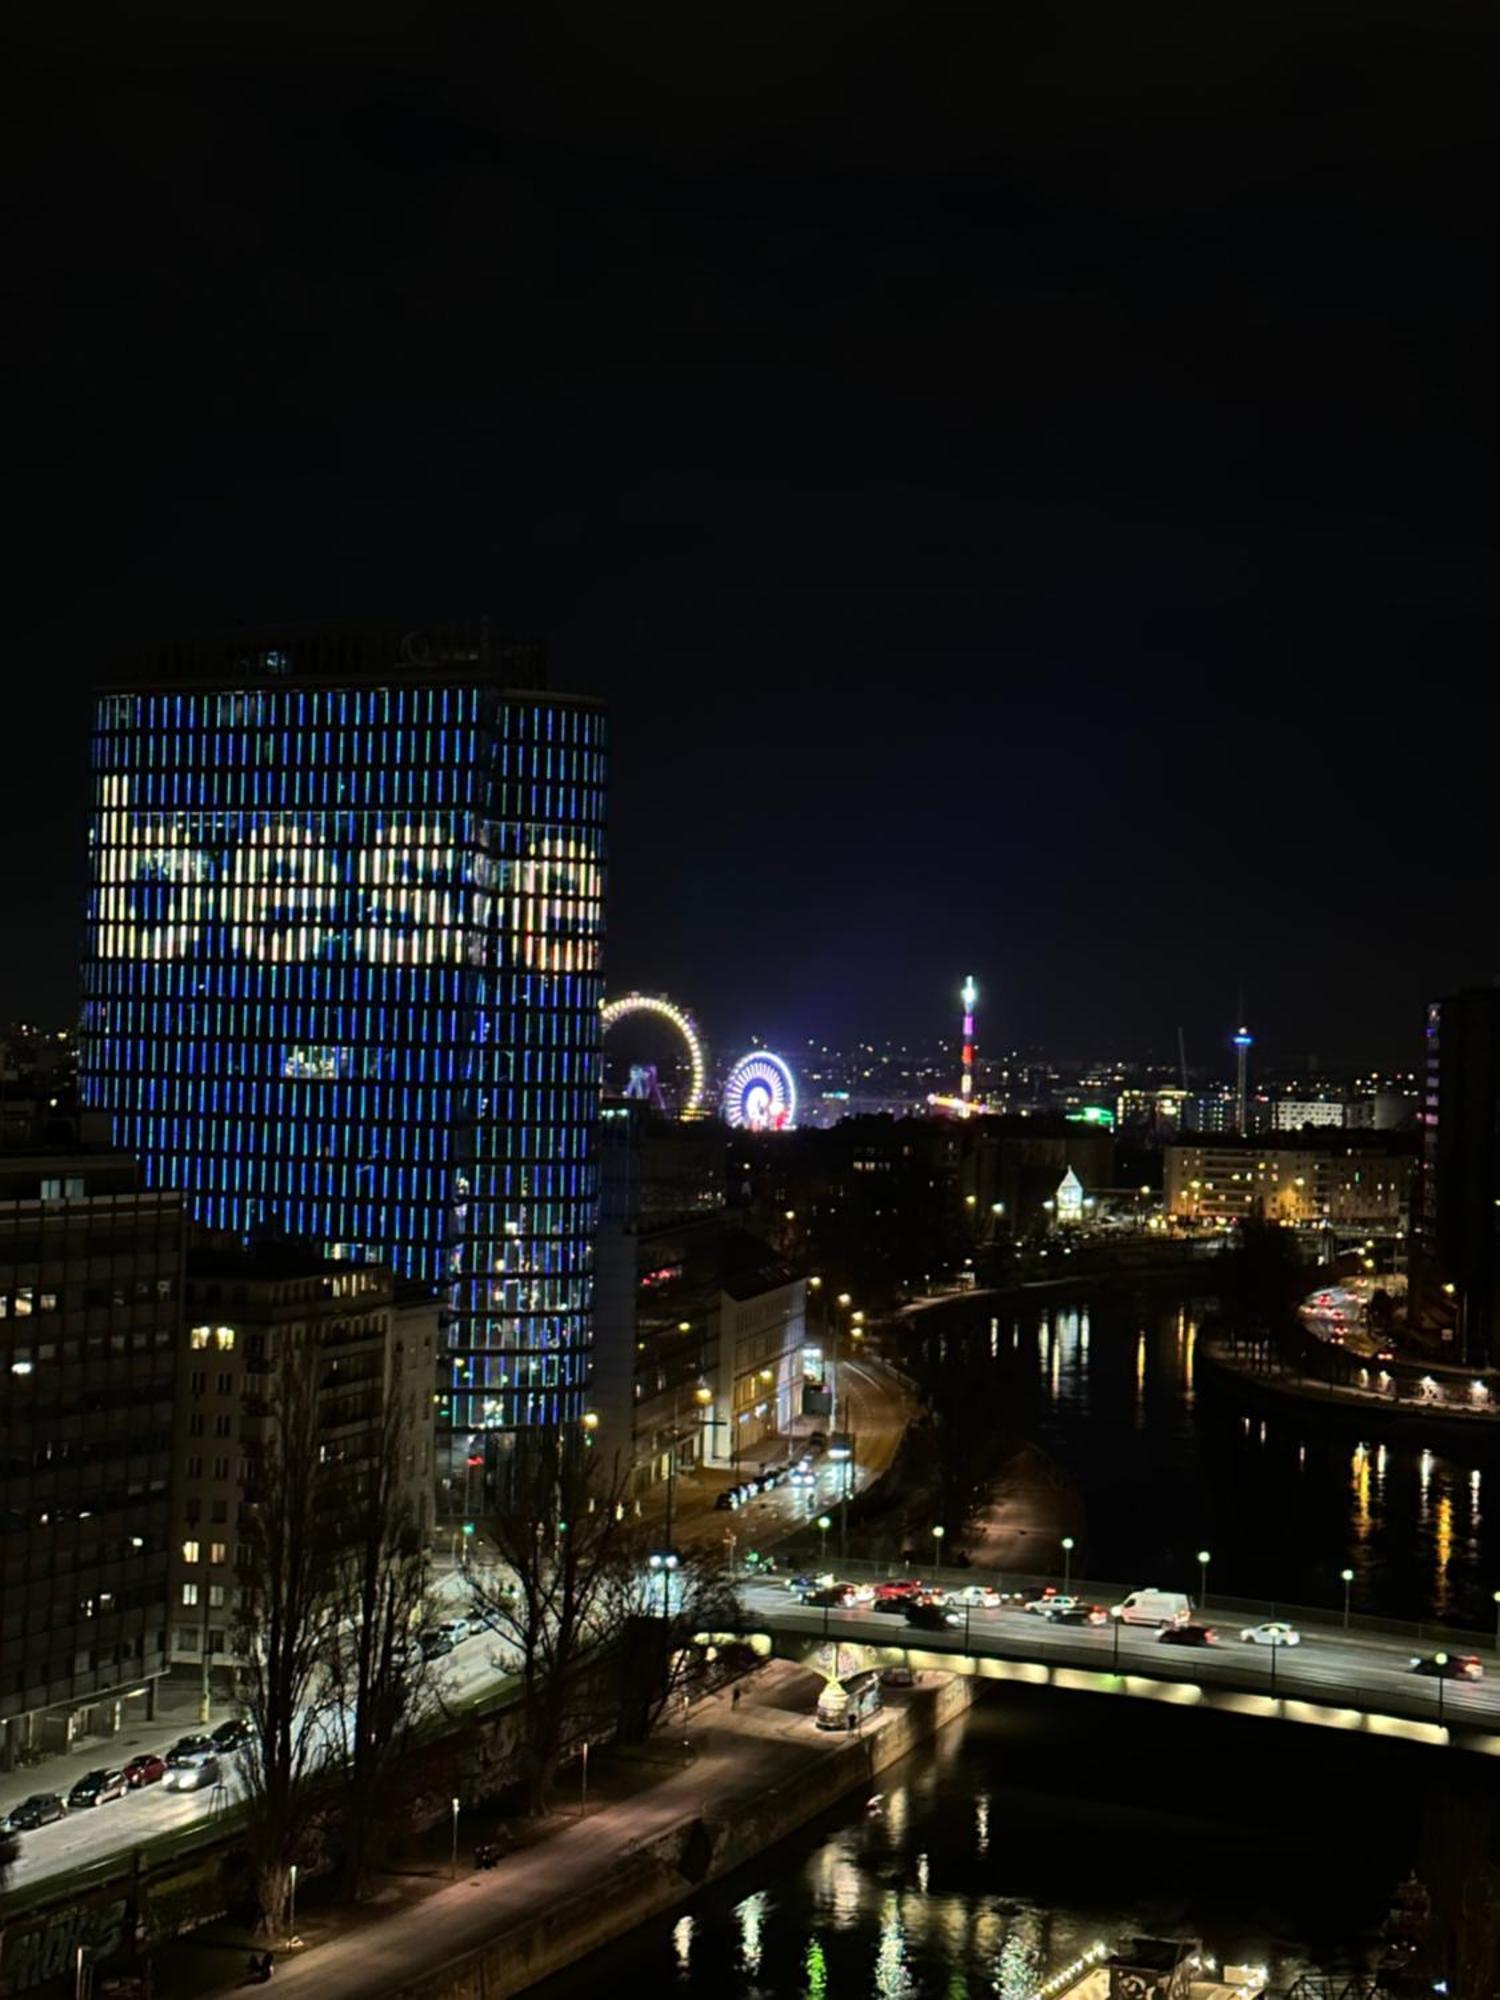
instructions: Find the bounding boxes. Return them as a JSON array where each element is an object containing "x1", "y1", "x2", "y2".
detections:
[
  {"x1": 960, "y1": 975, "x2": 978, "y2": 1104},
  {"x1": 79, "y1": 628, "x2": 607, "y2": 1468},
  {"x1": 1232, "y1": 1023, "x2": 1254, "y2": 1136}
]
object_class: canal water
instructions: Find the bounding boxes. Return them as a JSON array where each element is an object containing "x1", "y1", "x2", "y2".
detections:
[
  {"x1": 533, "y1": 1688, "x2": 1434, "y2": 2000},
  {"x1": 964, "y1": 1289, "x2": 1500, "y2": 1630},
  {"x1": 533, "y1": 1293, "x2": 1484, "y2": 1998}
]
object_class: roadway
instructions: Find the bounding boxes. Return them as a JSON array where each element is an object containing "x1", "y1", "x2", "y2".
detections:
[{"x1": 737, "y1": 1575, "x2": 1500, "y2": 1739}]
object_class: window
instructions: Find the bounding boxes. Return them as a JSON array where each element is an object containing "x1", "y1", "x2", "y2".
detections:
[
  {"x1": 208, "y1": 1584, "x2": 225, "y2": 1609},
  {"x1": 210, "y1": 1499, "x2": 228, "y2": 1523},
  {"x1": 212, "y1": 1456, "x2": 230, "y2": 1481},
  {"x1": 209, "y1": 1541, "x2": 227, "y2": 1565},
  {"x1": 187, "y1": 1455, "x2": 203, "y2": 1479},
  {"x1": 214, "y1": 1326, "x2": 236, "y2": 1350},
  {"x1": 182, "y1": 1539, "x2": 200, "y2": 1564},
  {"x1": 190, "y1": 1326, "x2": 210, "y2": 1349},
  {"x1": 216, "y1": 1371, "x2": 234, "y2": 1395},
  {"x1": 214, "y1": 1414, "x2": 232, "y2": 1437},
  {"x1": 190, "y1": 1371, "x2": 206, "y2": 1395},
  {"x1": 189, "y1": 1414, "x2": 205, "y2": 1437},
  {"x1": 176, "y1": 1627, "x2": 200, "y2": 1653},
  {"x1": 181, "y1": 1583, "x2": 199, "y2": 1607}
]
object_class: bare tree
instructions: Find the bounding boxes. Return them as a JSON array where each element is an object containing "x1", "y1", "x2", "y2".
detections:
[
  {"x1": 464, "y1": 1430, "x2": 633, "y2": 1815},
  {"x1": 234, "y1": 1327, "x2": 345, "y2": 1937},
  {"x1": 607, "y1": 1544, "x2": 743, "y2": 1744},
  {"x1": 324, "y1": 1395, "x2": 435, "y2": 1897}
]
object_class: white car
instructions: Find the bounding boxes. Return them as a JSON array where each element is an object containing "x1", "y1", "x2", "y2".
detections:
[
  {"x1": 164, "y1": 1754, "x2": 221, "y2": 1793},
  {"x1": 957, "y1": 1585, "x2": 1001, "y2": 1609},
  {"x1": 847, "y1": 1581, "x2": 877, "y2": 1605},
  {"x1": 1240, "y1": 1621, "x2": 1301, "y2": 1647}
]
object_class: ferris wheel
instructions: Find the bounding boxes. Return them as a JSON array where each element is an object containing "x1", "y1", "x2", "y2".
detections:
[
  {"x1": 600, "y1": 992, "x2": 708, "y2": 1117},
  {"x1": 722, "y1": 1050, "x2": 798, "y2": 1131}
]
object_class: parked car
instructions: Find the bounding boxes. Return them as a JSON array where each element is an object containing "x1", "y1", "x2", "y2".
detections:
[
  {"x1": 807, "y1": 1432, "x2": 827, "y2": 1451},
  {"x1": 164, "y1": 1755, "x2": 221, "y2": 1793},
  {"x1": 1240, "y1": 1622, "x2": 1301, "y2": 1647},
  {"x1": 419, "y1": 1630, "x2": 455, "y2": 1661},
  {"x1": 165, "y1": 1734, "x2": 215, "y2": 1767},
  {"x1": 714, "y1": 1489, "x2": 737, "y2": 1511},
  {"x1": 123, "y1": 1753, "x2": 167, "y2": 1790},
  {"x1": 211, "y1": 1718, "x2": 253, "y2": 1754},
  {"x1": 1157, "y1": 1624, "x2": 1218, "y2": 1647},
  {"x1": 1112, "y1": 1589, "x2": 1193, "y2": 1629},
  {"x1": 68, "y1": 1768, "x2": 126, "y2": 1809},
  {"x1": 439, "y1": 1617, "x2": 470, "y2": 1643},
  {"x1": 5, "y1": 1793, "x2": 66, "y2": 1831},
  {"x1": 1411, "y1": 1652, "x2": 1483, "y2": 1680},
  {"x1": 880, "y1": 1663, "x2": 917, "y2": 1688}
]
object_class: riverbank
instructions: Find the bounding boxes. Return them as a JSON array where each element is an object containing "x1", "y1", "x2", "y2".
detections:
[
  {"x1": 152, "y1": 1662, "x2": 974, "y2": 2000},
  {"x1": 1199, "y1": 1338, "x2": 1500, "y2": 1449}
]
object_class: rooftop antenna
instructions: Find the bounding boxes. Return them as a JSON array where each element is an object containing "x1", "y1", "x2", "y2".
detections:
[{"x1": 1176, "y1": 1026, "x2": 1189, "y2": 1093}]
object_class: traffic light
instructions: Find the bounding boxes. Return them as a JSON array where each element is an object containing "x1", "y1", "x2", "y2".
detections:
[{"x1": 462, "y1": 1522, "x2": 475, "y2": 1538}]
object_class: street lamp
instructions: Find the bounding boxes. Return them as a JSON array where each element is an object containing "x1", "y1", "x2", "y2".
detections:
[
  {"x1": 1196, "y1": 1549, "x2": 1211, "y2": 1609},
  {"x1": 817, "y1": 1514, "x2": 832, "y2": 1564},
  {"x1": 450, "y1": 1797, "x2": 461, "y2": 1879},
  {"x1": 1061, "y1": 1536, "x2": 1075, "y2": 1593},
  {"x1": 287, "y1": 1861, "x2": 298, "y2": 1943},
  {"x1": 1341, "y1": 1568, "x2": 1355, "y2": 1629},
  {"x1": 1492, "y1": 1589, "x2": 1500, "y2": 1653},
  {"x1": 932, "y1": 1524, "x2": 946, "y2": 1572}
]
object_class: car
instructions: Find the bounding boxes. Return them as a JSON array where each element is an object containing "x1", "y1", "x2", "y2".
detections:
[
  {"x1": 1157, "y1": 1624, "x2": 1218, "y2": 1647},
  {"x1": 164, "y1": 1755, "x2": 221, "y2": 1793},
  {"x1": 123, "y1": 1753, "x2": 167, "y2": 1790},
  {"x1": 165, "y1": 1734, "x2": 215, "y2": 1767},
  {"x1": 807, "y1": 1431, "x2": 827, "y2": 1451},
  {"x1": 1241, "y1": 1622, "x2": 1301, "y2": 1647},
  {"x1": 957, "y1": 1585, "x2": 1002, "y2": 1610},
  {"x1": 802, "y1": 1584, "x2": 855, "y2": 1609},
  {"x1": 790, "y1": 1469, "x2": 815, "y2": 1488},
  {"x1": 419, "y1": 1630, "x2": 455, "y2": 1661},
  {"x1": 713, "y1": 1489, "x2": 737, "y2": 1511},
  {"x1": 906, "y1": 1600, "x2": 962, "y2": 1631},
  {"x1": 5, "y1": 1793, "x2": 66, "y2": 1831},
  {"x1": 873, "y1": 1579, "x2": 925, "y2": 1604},
  {"x1": 880, "y1": 1663, "x2": 916, "y2": 1688},
  {"x1": 1112, "y1": 1588, "x2": 1194, "y2": 1629},
  {"x1": 1024, "y1": 1592, "x2": 1083, "y2": 1617},
  {"x1": 1411, "y1": 1652, "x2": 1483, "y2": 1680},
  {"x1": 211, "y1": 1718, "x2": 254, "y2": 1753},
  {"x1": 68, "y1": 1767, "x2": 127, "y2": 1809},
  {"x1": 847, "y1": 1581, "x2": 877, "y2": 1605},
  {"x1": 1036, "y1": 1600, "x2": 1108, "y2": 1626},
  {"x1": 439, "y1": 1617, "x2": 470, "y2": 1643}
]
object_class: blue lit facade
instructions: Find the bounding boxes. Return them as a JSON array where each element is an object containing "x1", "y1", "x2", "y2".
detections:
[{"x1": 80, "y1": 639, "x2": 607, "y2": 1456}]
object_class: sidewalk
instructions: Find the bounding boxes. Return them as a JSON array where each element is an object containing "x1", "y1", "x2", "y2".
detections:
[
  {"x1": 0, "y1": 1680, "x2": 210, "y2": 1820},
  {"x1": 153, "y1": 1661, "x2": 859, "y2": 2000}
]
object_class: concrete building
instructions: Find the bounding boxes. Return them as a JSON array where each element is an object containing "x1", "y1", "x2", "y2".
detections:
[
  {"x1": 168, "y1": 1245, "x2": 439, "y2": 1687},
  {"x1": 1165, "y1": 1136, "x2": 1413, "y2": 1235},
  {"x1": 1412, "y1": 989, "x2": 1500, "y2": 1365},
  {"x1": 0, "y1": 1129, "x2": 185, "y2": 1765},
  {"x1": 1271, "y1": 1099, "x2": 1346, "y2": 1131}
]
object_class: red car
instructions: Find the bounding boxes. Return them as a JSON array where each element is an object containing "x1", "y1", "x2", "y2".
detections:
[
  {"x1": 123, "y1": 1753, "x2": 167, "y2": 1790},
  {"x1": 874, "y1": 1579, "x2": 925, "y2": 1604}
]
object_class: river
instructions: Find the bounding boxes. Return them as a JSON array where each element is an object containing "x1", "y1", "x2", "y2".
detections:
[{"x1": 533, "y1": 1290, "x2": 1486, "y2": 1998}]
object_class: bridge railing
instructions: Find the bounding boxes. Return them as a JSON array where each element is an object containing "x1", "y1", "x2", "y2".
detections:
[{"x1": 751, "y1": 1547, "x2": 1495, "y2": 1654}]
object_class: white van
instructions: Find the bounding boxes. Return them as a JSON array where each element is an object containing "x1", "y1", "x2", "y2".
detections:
[{"x1": 1112, "y1": 1588, "x2": 1192, "y2": 1628}]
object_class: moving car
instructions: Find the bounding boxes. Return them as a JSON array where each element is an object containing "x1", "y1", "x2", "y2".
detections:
[
  {"x1": 802, "y1": 1583, "x2": 855, "y2": 1609},
  {"x1": 873, "y1": 1579, "x2": 925, "y2": 1605},
  {"x1": 165, "y1": 1734, "x2": 215, "y2": 1767},
  {"x1": 1157, "y1": 1624, "x2": 1218, "y2": 1647},
  {"x1": 906, "y1": 1600, "x2": 962, "y2": 1631},
  {"x1": 957, "y1": 1585, "x2": 1002, "y2": 1610},
  {"x1": 5, "y1": 1793, "x2": 66, "y2": 1831},
  {"x1": 1241, "y1": 1622, "x2": 1301, "y2": 1647},
  {"x1": 164, "y1": 1754, "x2": 221, "y2": 1793},
  {"x1": 123, "y1": 1753, "x2": 167, "y2": 1790},
  {"x1": 1023, "y1": 1592, "x2": 1084, "y2": 1617},
  {"x1": 211, "y1": 1717, "x2": 254, "y2": 1753},
  {"x1": 68, "y1": 1768, "x2": 126, "y2": 1809},
  {"x1": 1036, "y1": 1600, "x2": 1108, "y2": 1626},
  {"x1": 1112, "y1": 1588, "x2": 1193, "y2": 1629},
  {"x1": 1410, "y1": 1652, "x2": 1483, "y2": 1680}
]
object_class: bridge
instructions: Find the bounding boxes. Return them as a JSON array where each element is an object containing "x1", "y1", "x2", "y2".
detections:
[{"x1": 736, "y1": 1566, "x2": 1500, "y2": 1754}]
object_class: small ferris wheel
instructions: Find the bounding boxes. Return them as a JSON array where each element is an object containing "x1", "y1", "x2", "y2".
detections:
[{"x1": 722, "y1": 1050, "x2": 797, "y2": 1131}]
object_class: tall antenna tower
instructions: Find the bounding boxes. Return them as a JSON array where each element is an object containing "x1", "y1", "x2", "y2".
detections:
[
  {"x1": 960, "y1": 976, "x2": 978, "y2": 1105},
  {"x1": 1232, "y1": 1022, "x2": 1253, "y2": 1135}
]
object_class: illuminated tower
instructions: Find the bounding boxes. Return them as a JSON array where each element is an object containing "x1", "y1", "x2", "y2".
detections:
[
  {"x1": 960, "y1": 975, "x2": 978, "y2": 1105},
  {"x1": 1233, "y1": 1024, "x2": 1254, "y2": 1136},
  {"x1": 79, "y1": 628, "x2": 608, "y2": 1460}
]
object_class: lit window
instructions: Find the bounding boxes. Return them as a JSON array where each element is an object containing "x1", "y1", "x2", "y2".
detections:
[
  {"x1": 215, "y1": 1326, "x2": 235, "y2": 1350},
  {"x1": 210, "y1": 1541, "x2": 227, "y2": 1565},
  {"x1": 182, "y1": 1539, "x2": 200, "y2": 1563},
  {"x1": 181, "y1": 1582, "x2": 199, "y2": 1607},
  {"x1": 190, "y1": 1326, "x2": 210, "y2": 1349}
]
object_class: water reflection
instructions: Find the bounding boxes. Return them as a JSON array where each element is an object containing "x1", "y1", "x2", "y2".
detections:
[{"x1": 735, "y1": 1891, "x2": 766, "y2": 1977}]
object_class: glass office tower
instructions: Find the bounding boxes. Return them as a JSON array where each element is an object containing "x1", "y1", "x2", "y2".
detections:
[{"x1": 80, "y1": 630, "x2": 606, "y2": 1469}]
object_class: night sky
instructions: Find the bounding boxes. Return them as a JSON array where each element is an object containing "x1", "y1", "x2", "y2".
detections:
[{"x1": 6, "y1": 3, "x2": 1496, "y2": 1068}]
